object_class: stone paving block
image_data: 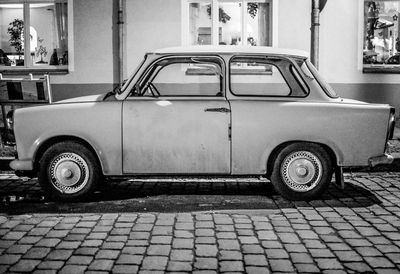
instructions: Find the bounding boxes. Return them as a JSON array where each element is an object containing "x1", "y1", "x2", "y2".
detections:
[
  {"x1": 195, "y1": 236, "x2": 216, "y2": 244},
  {"x1": 74, "y1": 247, "x2": 98, "y2": 256},
  {"x1": 172, "y1": 238, "x2": 194, "y2": 249},
  {"x1": 88, "y1": 259, "x2": 114, "y2": 271},
  {"x1": 112, "y1": 264, "x2": 139, "y2": 273},
  {"x1": 81, "y1": 240, "x2": 103, "y2": 247},
  {"x1": 35, "y1": 238, "x2": 61, "y2": 248},
  {"x1": 245, "y1": 266, "x2": 271, "y2": 274},
  {"x1": 57, "y1": 240, "x2": 81, "y2": 249},
  {"x1": 294, "y1": 263, "x2": 320, "y2": 273},
  {"x1": 46, "y1": 249, "x2": 73, "y2": 260},
  {"x1": 147, "y1": 244, "x2": 170, "y2": 256},
  {"x1": 170, "y1": 249, "x2": 193, "y2": 261},
  {"x1": 167, "y1": 261, "x2": 192, "y2": 272},
  {"x1": 23, "y1": 247, "x2": 51, "y2": 259},
  {"x1": 2, "y1": 231, "x2": 26, "y2": 240},
  {"x1": 122, "y1": 246, "x2": 146, "y2": 255},
  {"x1": 219, "y1": 250, "x2": 242, "y2": 261},
  {"x1": 244, "y1": 254, "x2": 268, "y2": 266},
  {"x1": 150, "y1": 235, "x2": 172, "y2": 244},
  {"x1": 116, "y1": 254, "x2": 143, "y2": 265},
  {"x1": 265, "y1": 248, "x2": 289, "y2": 259},
  {"x1": 309, "y1": 248, "x2": 335, "y2": 258},
  {"x1": 315, "y1": 258, "x2": 343, "y2": 270},
  {"x1": 261, "y1": 240, "x2": 283, "y2": 249},
  {"x1": 129, "y1": 231, "x2": 150, "y2": 240},
  {"x1": 196, "y1": 244, "x2": 218, "y2": 257},
  {"x1": 141, "y1": 256, "x2": 168, "y2": 270},
  {"x1": 174, "y1": 230, "x2": 193, "y2": 238},
  {"x1": 9, "y1": 259, "x2": 41, "y2": 272},
  {"x1": 219, "y1": 260, "x2": 244, "y2": 272},
  {"x1": 95, "y1": 249, "x2": 120, "y2": 259},
  {"x1": 241, "y1": 244, "x2": 264, "y2": 254},
  {"x1": 218, "y1": 239, "x2": 240, "y2": 250},
  {"x1": 269, "y1": 259, "x2": 295, "y2": 272},
  {"x1": 37, "y1": 260, "x2": 64, "y2": 270},
  {"x1": 364, "y1": 256, "x2": 395, "y2": 268},
  {"x1": 152, "y1": 226, "x2": 173, "y2": 235},
  {"x1": 67, "y1": 255, "x2": 93, "y2": 265},
  {"x1": 194, "y1": 257, "x2": 218, "y2": 270},
  {"x1": 59, "y1": 264, "x2": 87, "y2": 274},
  {"x1": 344, "y1": 262, "x2": 373, "y2": 272},
  {"x1": 6, "y1": 244, "x2": 31, "y2": 254},
  {"x1": 290, "y1": 253, "x2": 314, "y2": 264},
  {"x1": 0, "y1": 254, "x2": 21, "y2": 264}
]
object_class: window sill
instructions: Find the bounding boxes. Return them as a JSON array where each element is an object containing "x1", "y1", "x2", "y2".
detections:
[
  {"x1": 363, "y1": 65, "x2": 400, "y2": 74},
  {"x1": 0, "y1": 66, "x2": 69, "y2": 75}
]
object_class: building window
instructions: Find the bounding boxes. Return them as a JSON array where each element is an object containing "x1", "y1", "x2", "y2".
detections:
[
  {"x1": 363, "y1": 0, "x2": 400, "y2": 73},
  {"x1": 0, "y1": 0, "x2": 68, "y2": 71},
  {"x1": 187, "y1": 0, "x2": 272, "y2": 46}
]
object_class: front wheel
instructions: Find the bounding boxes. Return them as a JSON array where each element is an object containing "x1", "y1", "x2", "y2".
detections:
[
  {"x1": 38, "y1": 141, "x2": 101, "y2": 201},
  {"x1": 270, "y1": 143, "x2": 333, "y2": 201}
]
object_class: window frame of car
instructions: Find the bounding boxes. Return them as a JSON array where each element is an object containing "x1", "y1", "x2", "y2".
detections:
[
  {"x1": 228, "y1": 54, "x2": 310, "y2": 98},
  {"x1": 128, "y1": 55, "x2": 227, "y2": 99}
]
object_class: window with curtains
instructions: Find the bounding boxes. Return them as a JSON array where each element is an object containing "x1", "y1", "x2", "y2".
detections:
[
  {"x1": 187, "y1": 0, "x2": 272, "y2": 46},
  {"x1": 363, "y1": 0, "x2": 400, "y2": 72},
  {"x1": 0, "y1": 0, "x2": 68, "y2": 70}
]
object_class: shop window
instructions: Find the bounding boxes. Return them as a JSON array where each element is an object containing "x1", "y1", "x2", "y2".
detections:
[
  {"x1": 0, "y1": 0, "x2": 68, "y2": 71},
  {"x1": 187, "y1": 0, "x2": 272, "y2": 46},
  {"x1": 363, "y1": 0, "x2": 400, "y2": 73}
]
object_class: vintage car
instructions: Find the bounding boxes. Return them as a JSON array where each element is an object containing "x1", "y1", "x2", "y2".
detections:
[{"x1": 9, "y1": 46, "x2": 395, "y2": 201}]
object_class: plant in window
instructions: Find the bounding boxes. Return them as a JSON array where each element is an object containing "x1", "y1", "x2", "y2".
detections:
[
  {"x1": 247, "y1": 3, "x2": 259, "y2": 18},
  {"x1": 7, "y1": 19, "x2": 24, "y2": 64},
  {"x1": 206, "y1": 5, "x2": 231, "y2": 23},
  {"x1": 35, "y1": 37, "x2": 48, "y2": 64}
]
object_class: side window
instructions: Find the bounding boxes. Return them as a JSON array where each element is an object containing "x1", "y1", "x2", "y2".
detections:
[
  {"x1": 230, "y1": 56, "x2": 307, "y2": 97},
  {"x1": 142, "y1": 58, "x2": 223, "y2": 97}
]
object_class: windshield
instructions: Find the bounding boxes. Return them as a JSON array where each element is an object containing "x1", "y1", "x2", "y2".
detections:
[
  {"x1": 304, "y1": 59, "x2": 339, "y2": 98},
  {"x1": 117, "y1": 55, "x2": 148, "y2": 95}
]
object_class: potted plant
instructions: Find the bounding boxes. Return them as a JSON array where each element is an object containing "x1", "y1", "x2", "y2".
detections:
[
  {"x1": 35, "y1": 37, "x2": 48, "y2": 64},
  {"x1": 7, "y1": 19, "x2": 24, "y2": 66}
]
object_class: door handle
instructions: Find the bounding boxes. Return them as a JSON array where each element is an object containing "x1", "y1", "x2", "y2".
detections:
[{"x1": 204, "y1": 107, "x2": 231, "y2": 113}]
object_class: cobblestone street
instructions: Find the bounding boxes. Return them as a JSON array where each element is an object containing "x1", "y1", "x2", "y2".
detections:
[{"x1": 0, "y1": 173, "x2": 400, "y2": 273}]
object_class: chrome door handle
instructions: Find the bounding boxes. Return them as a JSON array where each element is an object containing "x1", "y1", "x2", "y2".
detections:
[{"x1": 204, "y1": 107, "x2": 231, "y2": 113}]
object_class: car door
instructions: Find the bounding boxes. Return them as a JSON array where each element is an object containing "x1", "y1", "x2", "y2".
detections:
[{"x1": 122, "y1": 56, "x2": 231, "y2": 174}]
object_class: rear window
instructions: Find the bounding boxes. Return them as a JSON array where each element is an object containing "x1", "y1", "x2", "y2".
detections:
[{"x1": 229, "y1": 56, "x2": 308, "y2": 97}]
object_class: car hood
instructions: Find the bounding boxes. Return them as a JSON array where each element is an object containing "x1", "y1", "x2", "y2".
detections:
[{"x1": 55, "y1": 94, "x2": 106, "y2": 104}]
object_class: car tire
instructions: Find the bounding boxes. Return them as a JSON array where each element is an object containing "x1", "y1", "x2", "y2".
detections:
[
  {"x1": 270, "y1": 143, "x2": 333, "y2": 201},
  {"x1": 38, "y1": 141, "x2": 101, "y2": 201}
]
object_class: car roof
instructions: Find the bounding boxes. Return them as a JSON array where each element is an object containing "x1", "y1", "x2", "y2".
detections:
[{"x1": 148, "y1": 46, "x2": 309, "y2": 58}]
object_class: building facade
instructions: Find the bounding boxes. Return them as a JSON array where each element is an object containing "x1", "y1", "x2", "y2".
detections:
[{"x1": 1, "y1": 0, "x2": 400, "y2": 112}]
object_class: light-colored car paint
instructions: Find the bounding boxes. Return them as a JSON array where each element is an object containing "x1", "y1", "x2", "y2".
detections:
[{"x1": 11, "y1": 46, "x2": 393, "y2": 177}]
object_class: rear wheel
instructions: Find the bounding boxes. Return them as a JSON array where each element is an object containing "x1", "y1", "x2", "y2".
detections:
[
  {"x1": 270, "y1": 143, "x2": 333, "y2": 200},
  {"x1": 38, "y1": 141, "x2": 101, "y2": 201}
]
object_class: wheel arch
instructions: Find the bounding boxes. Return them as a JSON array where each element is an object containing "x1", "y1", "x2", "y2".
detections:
[
  {"x1": 266, "y1": 140, "x2": 338, "y2": 179},
  {"x1": 33, "y1": 135, "x2": 103, "y2": 174}
]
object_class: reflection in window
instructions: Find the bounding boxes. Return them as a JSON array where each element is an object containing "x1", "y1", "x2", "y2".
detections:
[
  {"x1": 145, "y1": 60, "x2": 222, "y2": 97},
  {"x1": 363, "y1": 1, "x2": 400, "y2": 70},
  {"x1": 188, "y1": 0, "x2": 271, "y2": 46},
  {"x1": 0, "y1": 4, "x2": 24, "y2": 66},
  {"x1": 0, "y1": 1, "x2": 68, "y2": 68}
]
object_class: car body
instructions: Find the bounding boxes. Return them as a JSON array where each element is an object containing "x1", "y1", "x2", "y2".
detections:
[{"x1": 9, "y1": 46, "x2": 395, "y2": 201}]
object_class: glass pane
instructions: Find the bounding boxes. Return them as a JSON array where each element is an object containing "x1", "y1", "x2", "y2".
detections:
[
  {"x1": 150, "y1": 62, "x2": 221, "y2": 96},
  {"x1": 364, "y1": 1, "x2": 400, "y2": 65},
  {"x1": 219, "y1": 2, "x2": 242, "y2": 45},
  {"x1": 230, "y1": 58, "x2": 291, "y2": 96},
  {"x1": 247, "y1": 2, "x2": 270, "y2": 46},
  {"x1": 189, "y1": 2, "x2": 212, "y2": 45},
  {"x1": 0, "y1": 4, "x2": 24, "y2": 67},
  {"x1": 30, "y1": 1, "x2": 68, "y2": 66}
]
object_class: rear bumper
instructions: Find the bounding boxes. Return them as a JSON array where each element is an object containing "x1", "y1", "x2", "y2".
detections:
[
  {"x1": 369, "y1": 153, "x2": 394, "y2": 167},
  {"x1": 10, "y1": 159, "x2": 33, "y2": 171}
]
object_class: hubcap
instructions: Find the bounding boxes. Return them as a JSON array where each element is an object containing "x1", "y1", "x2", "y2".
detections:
[
  {"x1": 49, "y1": 153, "x2": 89, "y2": 194},
  {"x1": 281, "y1": 151, "x2": 322, "y2": 192}
]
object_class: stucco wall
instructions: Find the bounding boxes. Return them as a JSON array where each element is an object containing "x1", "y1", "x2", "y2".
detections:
[{"x1": 125, "y1": 0, "x2": 182, "y2": 77}]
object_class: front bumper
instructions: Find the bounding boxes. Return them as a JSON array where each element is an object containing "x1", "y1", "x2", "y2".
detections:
[{"x1": 368, "y1": 153, "x2": 394, "y2": 167}]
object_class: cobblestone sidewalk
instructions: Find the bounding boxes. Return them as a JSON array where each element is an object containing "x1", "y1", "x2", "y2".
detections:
[{"x1": 0, "y1": 173, "x2": 400, "y2": 273}]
